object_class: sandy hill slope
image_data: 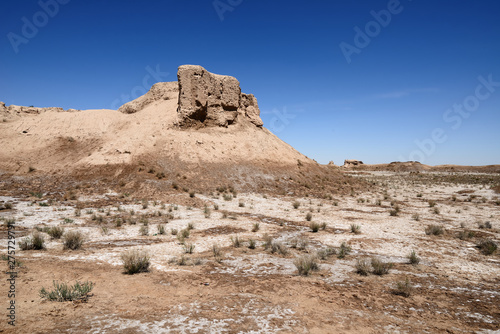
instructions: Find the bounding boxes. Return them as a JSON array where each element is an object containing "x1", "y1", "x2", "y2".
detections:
[{"x1": 0, "y1": 65, "x2": 365, "y2": 197}]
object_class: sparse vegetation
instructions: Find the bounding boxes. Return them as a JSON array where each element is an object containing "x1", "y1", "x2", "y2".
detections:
[
  {"x1": 19, "y1": 232, "x2": 45, "y2": 250},
  {"x1": 350, "y1": 224, "x2": 361, "y2": 234},
  {"x1": 47, "y1": 226, "x2": 64, "y2": 239},
  {"x1": 248, "y1": 239, "x2": 256, "y2": 249},
  {"x1": 293, "y1": 201, "x2": 300, "y2": 209},
  {"x1": 294, "y1": 255, "x2": 319, "y2": 276},
  {"x1": 393, "y1": 277, "x2": 413, "y2": 297},
  {"x1": 121, "y1": 250, "x2": 150, "y2": 274},
  {"x1": 183, "y1": 243, "x2": 195, "y2": 254},
  {"x1": 270, "y1": 240, "x2": 289, "y2": 255},
  {"x1": 40, "y1": 281, "x2": 94, "y2": 302},
  {"x1": 231, "y1": 236, "x2": 242, "y2": 248},
  {"x1": 157, "y1": 224, "x2": 166, "y2": 235},
  {"x1": 212, "y1": 243, "x2": 223, "y2": 262},
  {"x1": 425, "y1": 224, "x2": 444, "y2": 236},
  {"x1": 408, "y1": 250, "x2": 420, "y2": 265},
  {"x1": 63, "y1": 230, "x2": 84, "y2": 250},
  {"x1": 251, "y1": 222, "x2": 260, "y2": 232},
  {"x1": 139, "y1": 225, "x2": 149, "y2": 236},
  {"x1": 310, "y1": 221, "x2": 320, "y2": 233},
  {"x1": 306, "y1": 212, "x2": 312, "y2": 221},
  {"x1": 477, "y1": 239, "x2": 497, "y2": 255},
  {"x1": 337, "y1": 242, "x2": 351, "y2": 259},
  {"x1": 355, "y1": 258, "x2": 371, "y2": 276},
  {"x1": 371, "y1": 258, "x2": 393, "y2": 275}
]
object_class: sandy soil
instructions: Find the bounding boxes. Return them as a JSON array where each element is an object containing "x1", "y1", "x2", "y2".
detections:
[{"x1": 1, "y1": 171, "x2": 499, "y2": 333}]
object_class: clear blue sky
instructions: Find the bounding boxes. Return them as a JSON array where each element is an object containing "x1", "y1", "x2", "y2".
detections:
[{"x1": 1, "y1": 0, "x2": 499, "y2": 166}]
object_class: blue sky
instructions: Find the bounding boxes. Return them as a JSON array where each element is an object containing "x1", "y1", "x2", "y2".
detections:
[{"x1": 1, "y1": 0, "x2": 499, "y2": 166}]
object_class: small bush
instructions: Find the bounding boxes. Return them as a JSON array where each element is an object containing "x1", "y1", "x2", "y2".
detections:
[
  {"x1": 355, "y1": 258, "x2": 371, "y2": 276},
  {"x1": 293, "y1": 201, "x2": 300, "y2": 209},
  {"x1": 316, "y1": 247, "x2": 335, "y2": 260},
  {"x1": 428, "y1": 200, "x2": 436, "y2": 207},
  {"x1": 393, "y1": 277, "x2": 413, "y2": 297},
  {"x1": 389, "y1": 205, "x2": 400, "y2": 216},
  {"x1": 212, "y1": 243, "x2": 223, "y2": 262},
  {"x1": 189, "y1": 191, "x2": 195, "y2": 198},
  {"x1": 290, "y1": 237, "x2": 309, "y2": 250},
  {"x1": 170, "y1": 228, "x2": 178, "y2": 235},
  {"x1": 310, "y1": 221, "x2": 320, "y2": 233},
  {"x1": 477, "y1": 239, "x2": 497, "y2": 255},
  {"x1": 40, "y1": 280, "x2": 94, "y2": 302},
  {"x1": 337, "y1": 242, "x2": 351, "y2": 259},
  {"x1": 204, "y1": 206, "x2": 211, "y2": 218},
  {"x1": 371, "y1": 258, "x2": 393, "y2": 275},
  {"x1": 251, "y1": 222, "x2": 260, "y2": 232},
  {"x1": 408, "y1": 250, "x2": 420, "y2": 265},
  {"x1": 262, "y1": 234, "x2": 273, "y2": 250},
  {"x1": 306, "y1": 212, "x2": 313, "y2": 221},
  {"x1": 320, "y1": 222, "x2": 327, "y2": 230},
  {"x1": 157, "y1": 224, "x2": 166, "y2": 235},
  {"x1": 270, "y1": 240, "x2": 288, "y2": 255},
  {"x1": 231, "y1": 236, "x2": 241, "y2": 248},
  {"x1": 223, "y1": 194, "x2": 233, "y2": 201},
  {"x1": 248, "y1": 239, "x2": 256, "y2": 249},
  {"x1": 411, "y1": 213, "x2": 420, "y2": 221},
  {"x1": 238, "y1": 201, "x2": 245, "y2": 208},
  {"x1": 121, "y1": 250, "x2": 150, "y2": 274},
  {"x1": 63, "y1": 231, "x2": 84, "y2": 250},
  {"x1": 47, "y1": 226, "x2": 64, "y2": 239},
  {"x1": 19, "y1": 232, "x2": 45, "y2": 250},
  {"x1": 187, "y1": 222, "x2": 195, "y2": 230},
  {"x1": 432, "y1": 207, "x2": 440, "y2": 215},
  {"x1": 457, "y1": 230, "x2": 475, "y2": 240},
  {"x1": 183, "y1": 243, "x2": 195, "y2": 254},
  {"x1": 425, "y1": 224, "x2": 444, "y2": 236},
  {"x1": 139, "y1": 225, "x2": 149, "y2": 236},
  {"x1": 350, "y1": 224, "x2": 361, "y2": 234},
  {"x1": 294, "y1": 255, "x2": 319, "y2": 276}
]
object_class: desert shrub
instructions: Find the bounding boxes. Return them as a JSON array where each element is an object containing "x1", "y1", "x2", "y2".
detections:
[
  {"x1": 478, "y1": 221, "x2": 492, "y2": 229},
  {"x1": 306, "y1": 212, "x2": 313, "y2": 221},
  {"x1": 212, "y1": 243, "x2": 223, "y2": 262},
  {"x1": 337, "y1": 242, "x2": 351, "y2": 259},
  {"x1": 320, "y1": 222, "x2": 327, "y2": 230},
  {"x1": 432, "y1": 207, "x2": 440, "y2": 215},
  {"x1": 316, "y1": 247, "x2": 335, "y2": 260},
  {"x1": 389, "y1": 205, "x2": 400, "y2": 216},
  {"x1": 170, "y1": 228, "x2": 178, "y2": 235},
  {"x1": 187, "y1": 222, "x2": 195, "y2": 230},
  {"x1": 251, "y1": 222, "x2": 260, "y2": 232},
  {"x1": 19, "y1": 232, "x2": 45, "y2": 250},
  {"x1": 248, "y1": 239, "x2": 256, "y2": 249},
  {"x1": 40, "y1": 281, "x2": 94, "y2": 302},
  {"x1": 310, "y1": 221, "x2": 320, "y2": 233},
  {"x1": 47, "y1": 226, "x2": 64, "y2": 239},
  {"x1": 393, "y1": 277, "x2": 413, "y2": 297},
  {"x1": 355, "y1": 258, "x2": 371, "y2": 276},
  {"x1": 350, "y1": 224, "x2": 361, "y2": 234},
  {"x1": 290, "y1": 237, "x2": 309, "y2": 251},
  {"x1": 63, "y1": 231, "x2": 84, "y2": 250},
  {"x1": 408, "y1": 250, "x2": 420, "y2": 265},
  {"x1": 189, "y1": 191, "x2": 195, "y2": 198},
  {"x1": 477, "y1": 239, "x2": 497, "y2": 255},
  {"x1": 411, "y1": 213, "x2": 420, "y2": 221},
  {"x1": 231, "y1": 236, "x2": 242, "y2": 248},
  {"x1": 457, "y1": 230, "x2": 475, "y2": 240},
  {"x1": 157, "y1": 224, "x2": 166, "y2": 235},
  {"x1": 270, "y1": 240, "x2": 289, "y2": 255},
  {"x1": 121, "y1": 250, "x2": 150, "y2": 274},
  {"x1": 294, "y1": 255, "x2": 319, "y2": 276},
  {"x1": 139, "y1": 225, "x2": 149, "y2": 236},
  {"x1": 371, "y1": 258, "x2": 393, "y2": 275},
  {"x1": 425, "y1": 224, "x2": 444, "y2": 236},
  {"x1": 428, "y1": 200, "x2": 436, "y2": 207},
  {"x1": 293, "y1": 201, "x2": 300, "y2": 209},
  {"x1": 262, "y1": 234, "x2": 273, "y2": 250},
  {"x1": 238, "y1": 201, "x2": 245, "y2": 207},
  {"x1": 223, "y1": 194, "x2": 233, "y2": 201},
  {"x1": 204, "y1": 206, "x2": 211, "y2": 218},
  {"x1": 183, "y1": 243, "x2": 195, "y2": 254}
]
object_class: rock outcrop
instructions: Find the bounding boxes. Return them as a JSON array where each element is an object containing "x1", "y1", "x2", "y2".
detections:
[
  {"x1": 118, "y1": 82, "x2": 178, "y2": 114},
  {"x1": 177, "y1": 65, "x2": 263, "y2": 127},
  {"x1": 343, "y1": 159, "x2": 364, "y2": 168}
]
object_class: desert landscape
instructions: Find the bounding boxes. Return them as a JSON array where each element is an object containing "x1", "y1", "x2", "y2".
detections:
[{"x1": 0, "y1": 65, "x2": 499, "y2": 333}]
